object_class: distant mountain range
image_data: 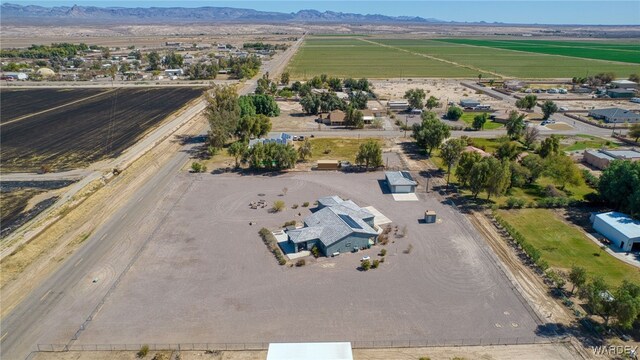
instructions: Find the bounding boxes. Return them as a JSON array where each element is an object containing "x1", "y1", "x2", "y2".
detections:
[{"x1": 0, "y1": 3, "x2": 443, "y2": 23}]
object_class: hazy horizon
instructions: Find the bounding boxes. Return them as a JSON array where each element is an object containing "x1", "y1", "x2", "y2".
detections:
[{"x1": 2, "y1": 0, "x2": 640, "y2": 25}]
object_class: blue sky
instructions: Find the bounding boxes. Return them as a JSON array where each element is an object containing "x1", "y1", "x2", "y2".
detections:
[{"x1": 4, "y1": 1, "x2": 640, "y2": 25}]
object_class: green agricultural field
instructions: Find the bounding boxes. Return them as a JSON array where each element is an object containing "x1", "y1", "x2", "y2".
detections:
[
  {"x1": 374, "y1": 39, "x2": 640, "y2": 78},
  {"x1": 287, "y1": 38, "x2": 478, "y2": 79},
  {"x1": 437, "y1": 39, "x2": 640, "y2": 64},
  {"x1": 498, "y1": 209, "x2": 640, "y2": 286},
  {"x1": 288, "y1": 37, "x2": 639, "y2": 79},
  {"x1": 460, "y1": 112, "x2": 503, "y2": 130}
]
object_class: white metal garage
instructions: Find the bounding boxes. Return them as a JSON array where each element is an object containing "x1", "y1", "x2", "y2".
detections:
[{"x1": 591, "y1": 211, "x2": 640, "y2": 252}]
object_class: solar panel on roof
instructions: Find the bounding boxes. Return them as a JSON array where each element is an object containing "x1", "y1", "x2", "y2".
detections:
[{"x1": 338, "y1": 214, "x2": 362, "y2": 229}]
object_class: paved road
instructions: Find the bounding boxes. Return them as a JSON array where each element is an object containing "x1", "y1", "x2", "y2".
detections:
[
  {"x1": 461, "y1": 81, "x2": 623, "y2": 139},
  {"x1": 0, "y1": 37, "x2": 306, "y2": 360}
]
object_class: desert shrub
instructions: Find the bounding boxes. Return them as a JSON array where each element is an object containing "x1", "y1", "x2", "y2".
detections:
[
  {"x1": 403, "y1": 244, "x2": 413, "y2": 254},
  {"x1": 272, "y1": 200, "x2": 285, "y2": 212},
  {"x1": 544, "y1": 184, "x2": 565, "y2": 198},
  {"x1": 292, "y1": 204, "x2": 299, "y2": 209},
  {"x1": 378, "y1": 233, "x2": 389, "y2": 245},
  {"x1": 151, "y1": 354, "x2": 167, "y2": 360},
  {"x1": 302, "y1": 202, "x2": 310, "y2": 207},
  {"x1": 137, "y1": 345, "x2": 149, "y2": 358},
  {"x1": 419, "y1": 357, "x2": 431, "y2": 360},
  {"x1": 379, "y1": 248, "x2": 387, "y2": 256},
  {"x1": 191, "y1": 162, "x2": 204, "y2": 173},
  {"x1": 283, "y1": 220, "x2": 296, "y2": 227},
  {"x1": 311, "y1": 245, "x2": 320, "y2": 258},
  {"x1": 537, "y1": 197, "x2": 569, "y2": 208},
  {"x1": 581, "y1": 169, "x2": 599, "y2": 188},
  {"x1": 505, "y1": 197, "x2": 526, "y2": 209},
  {"x1": 259, "y1": 228, "x2": 287, "y2": 265},
  {"x1": 372, "y1": 259, "x2": 380, "y2": 269},
  {"x1": 295, "y1": 259, "x2": 306, "y2": 267},
  {"x1": 379, "y1": 256, "x2": 385, "y2": 263},
  {"x1": 361, "y1": 259, "x2": 371, "y2": 271}
]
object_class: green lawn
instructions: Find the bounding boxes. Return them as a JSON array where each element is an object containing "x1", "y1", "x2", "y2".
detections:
[
  {"x1": 460, "y1": 112, "x2": 503, "y2": 130},
  {"x1": 305, "y1": 137, "x2": 383, "y2": 163},
  {"x1": 561, "y1": 135, "x2": 620, "y2": 152},
  {"x1": 498, "y1": 209, "x2": 640, "y2": 286}
]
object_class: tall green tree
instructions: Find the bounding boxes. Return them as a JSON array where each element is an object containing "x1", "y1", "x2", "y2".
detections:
[
  {"x1": 298, "y1": 139, "x2": 312, "y2": 161},
  {"x1": 614, "y1": 281, "x2": 640, "y2": 329},
  {"x1": 539, "y1": 135, "x2": 560, "y2": 158},
  {"x1": 412, "y1": 112, "x2": 451, "y2": 156},
  {"x1": 439, "y1": 139, "x2": 465, "y2": 185},
  {"x1": 446, "y1": 106, "x2": 463, "y2": 121},
  {"x1": 520, "y1": 153, "x2": 545, "y2": 184},
  {"x1": 456, "y1": 151, "x2": 482, "y2": 187},
  {"x1": 468, "y1": 157, "x2": 492, "y2": 198},
  {"x1": 472, "y1": 113, "x2": 487, "y2": 131},
  {"x1": 544, "y1": 155, "x2": 581, "y2": 190},
  {"x1": 541, "y1": 100, "x2": 558, "y2": 120},
  {"x1": 328, "y1": 77, "x2": 342, "y2": 92},
  {"x1": 580, "y1": 276, "x2": 615, "y2": 326},
  {"x1": 506, "y1": 110, "x2": 526, "y2": 140},
  {"x1": 404, "y1": 88, "x2": 426, "y2": 110},
  {"x1": 355, "y1": 140, "x2": 383, "y2": 170},
  {"x1": 280, "y1": 71, "x2": 290, "y2": 85},
  {"x1": 147, "y1": 51, "x2": 161, "y2": 70},
  {"x1": 485, "y1": 158, "x2": 511, "y2": 199},
  {"x1": 495, "y1": 141, "x2": 521, "y2": 161},
  {"x1": 425, "y1": 96, "x2": 440, "y2": 110},
  {"x1": 515, "y1": 94, "x2": 537, "y2": 110},
  {"x1": 162, "y1": 51, "x2": 183, "y2": 68},
  {"x1": 206, "y1": 85, "x2": 241, "y2": 149},
  {"x1": 227, "y1": 141, "x2": 246, "y2": 168},
  {"x1": 598, "y1": 160, "x2": 640, "y2": 218},
  {"x1": 349, "y1": 90, "x2": 368, "y2": 110},
  {"x1": 569, "y1": 266, "x2": 587, "y2": 295},
  {"x1": 236, "y1": 114, "x2": 271, "y2": 142},
  {"x1": 300, "y1": 93, "x2": 320, "y2": 115}
]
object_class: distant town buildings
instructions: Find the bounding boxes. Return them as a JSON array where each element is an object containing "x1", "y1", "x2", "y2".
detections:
[{"x1": 583, "y1": 149, "x2": 640, "y2": 170}]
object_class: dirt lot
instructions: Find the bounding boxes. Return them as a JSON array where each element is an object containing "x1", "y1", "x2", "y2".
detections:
[
  {"x1": 32, "y1": 171, "x2": 545, "y2": 348},
  {"x1": 270, "y1": 100, "x2": 322, "y2": 131},
  {"x1": 1, "y1": 87, "x2": 203, "y2": 172},
  {"x1": 371, "y1": 79, "x2": 506, "y2": 112},
  {"x1": 30, "y1": 342, "x2": 584, "y2": 360}
]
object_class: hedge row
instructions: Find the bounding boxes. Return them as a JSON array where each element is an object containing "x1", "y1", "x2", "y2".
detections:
[
  {"x1": 493, "y1": 214, "x2": 549, "y2": 271},
  {"x1": 259, "y1": 228, "x2": 287, "y2": 265}
]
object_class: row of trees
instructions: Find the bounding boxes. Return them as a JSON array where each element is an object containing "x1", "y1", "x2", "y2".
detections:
[
  {"x1": 206, "y1": 85, "x2": 279, "y2": 150},
  {"x1": 403, "y1": 89, "x2": 440, "y2": 110},
  {"x1": 567, "y1": 266, "x2": 640, "y2": 329},
  {"x1": 0, "y1": 43, "x2": 97, "y2": 59}
]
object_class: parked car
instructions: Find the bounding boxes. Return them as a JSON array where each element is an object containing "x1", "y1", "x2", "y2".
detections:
[
  {"x1": 292, "y1": 135, "x2": 299, "y2": 141},
  {"x1": 361, "y1": 256, "x2": 371, "y2": 261},
  {"x1": 298, "y1": 135, "x2": 305, "y2": 141},
  {"x1": 559, "y1": 107, "x2": 568, "y2": 112}
]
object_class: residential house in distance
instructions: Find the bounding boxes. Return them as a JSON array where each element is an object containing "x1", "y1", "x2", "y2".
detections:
[
  {"x1": 583, "y1": 149, "x2": 640, "y2": 170},
  {"x1": 324, "y1": 110, "x2": 346, "y2": 126},
  {"x1": 385, "y1": 171, "x2": 417, "y2": 193},
  {"x1": 248, "y1": 133, "x2": 292, "y2": 148},
  {"x1": 588, "y1": 108, "x2": 640, "y2": 124},
  {"x1": 164, "y1": 69, "x2": 184, "y2": 77},
  {"x1": 607, "y1": 88, "x2": 636, "y2": 99},
  {"x1": 459, "y1": 98, "x2": 481, "y2": 109},
  {"x1": 611, "y1": 79, "x2": 638, "y2": 89},
  {"x1": 361, "y1": 109, "x2": 375, "y2": 124},
  {"x1": 387, "y1": 100, "x2": 409, "y2": 111},
  {"x1": 1, "y1": 72, "x2": 28, "y2": 80},
  {"x1": 285, "y1": 196, "x2": 377, "y2": 256},
  {"x1": 591, "y1": 212, "x2": 640, "y2": 252}
]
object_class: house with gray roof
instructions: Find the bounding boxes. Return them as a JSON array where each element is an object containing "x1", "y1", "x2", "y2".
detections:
[
  {"x1": 588, "y1": 108, "x2": 640, "y2": 124},
  {"x1": 385, "y1": 171, "x2": 417, "y2": 193},
  {"x1": 286, "y1": 196, "x2": 377, "y2": 256},
  {"x1": 583, "y1": 148, "x2": 640, "y2": 170}
]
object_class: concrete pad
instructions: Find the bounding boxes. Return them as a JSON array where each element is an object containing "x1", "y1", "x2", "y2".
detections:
[
  {"x1": 363, "y1": 206, "x2": 392, "y2": 227},
  {"x1": 392, "y1": 193, "x2": 419, "y2": 201}
]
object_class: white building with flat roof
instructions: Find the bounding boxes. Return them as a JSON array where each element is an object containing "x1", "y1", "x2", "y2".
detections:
[{"x1": 591, "y1": 212, "x2": 640, "y2": 252}]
